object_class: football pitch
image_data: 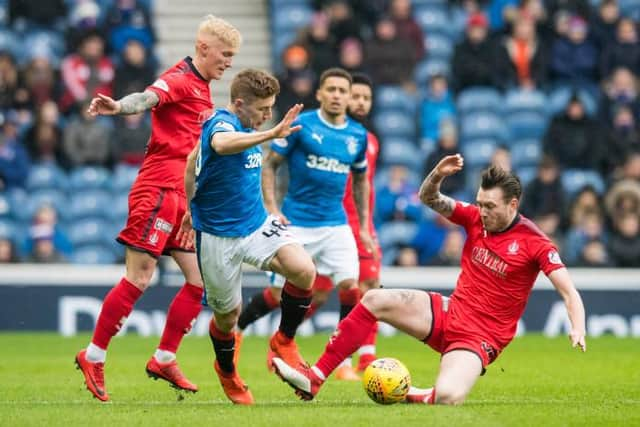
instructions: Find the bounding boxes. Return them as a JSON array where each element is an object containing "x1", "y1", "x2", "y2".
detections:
[{"x1": 0, "y1": 333, "x2": 638, "y2": 427}]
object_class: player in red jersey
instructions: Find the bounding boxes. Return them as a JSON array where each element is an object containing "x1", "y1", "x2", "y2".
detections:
[
  {"x1": 74, "y1": 15, "x2": 241, "y2": 402},
  {"x1": 271, "y1": 155, "x2": 587, "y2": 405},
  {"x1": 234, "y1": 73, "x2": 381, "y2": 378}
]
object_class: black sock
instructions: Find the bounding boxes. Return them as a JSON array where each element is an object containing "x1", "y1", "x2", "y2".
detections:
[
  {"x1": 279, "y1": 282, "x2": 312, "y2": 339},
  {"x1": 209, "y1": 331, "x2": 235, "y2": 374},
  {"x1": 340, "y1": 304, "x2": 355, "y2": 321},
  {"x1": 238, "y1": 292, "x2": 276, "y2": 330}
]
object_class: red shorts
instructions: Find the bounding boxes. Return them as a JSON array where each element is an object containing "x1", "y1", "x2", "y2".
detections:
[
  {"x1": 358, "y1": 246, "x2": 381, "y2": 282},
  {"x1": 423, "y1": 292, "x2": 500, "y2": 369},
  {"x1": 117, "y1": 184, "x2": 193, "y2": 258}
]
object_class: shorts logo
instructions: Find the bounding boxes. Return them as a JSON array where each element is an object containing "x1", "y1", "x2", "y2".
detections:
[
  {"x1": 149, "y1": 232, "x2": 159, "y2": 246},
  {"x1": 507, "y1": 241, "x2": 519, "y2": 255},
  {"x1": 154, "y1": 218, "x2": 173, "y2": 234},
  {"x1": 481, "y1": 341, "x2": 497, "y2": 362}
]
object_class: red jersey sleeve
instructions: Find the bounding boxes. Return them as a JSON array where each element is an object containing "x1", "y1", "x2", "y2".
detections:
[
  {"x1": 448, "y1": 200, "x2": 480, "y2": 231},
  {"x1": 146, "y1": 72, "x2": 189, "y2": 107},
  {"x1": 531, "y1": 237, "x2": 565, "y2": 276}
]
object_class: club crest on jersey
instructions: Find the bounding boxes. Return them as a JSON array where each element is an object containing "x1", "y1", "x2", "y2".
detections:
[
  {"x1": 154, "y1": 218, "x2": 173, "y2": 234},
  {"x1": 507, "y1": 240, "x2": 519, "y2": 255},
  {"x1": 548, "y1": 250, "x2": 562, "y2": 264},
  {"x1": 346, "y1": 136, "x2": 358, "y2": 155},
  {"x1": 273, "y1": 138, "x2": 288, "y2": 148},
  {"x1": 149, "y1": 232, "x2": 159, "y2": 246}
]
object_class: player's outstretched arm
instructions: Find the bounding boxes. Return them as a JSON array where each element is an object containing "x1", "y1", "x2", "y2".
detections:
[
  {"x1": 418, "y1": 154, "x2": 464, "y2": 218},
  {"x1": 548, "y1": 268, "x2": 587, "y2": 352},
  {"x1": 261, "y1": 150, "x2": 289, "y2": 224},
  {"x1": 352, "y1": 171, "x2": 376, "y2": 258},
  {"x1": 212, "y1": 104, "x2": 302, "y2": 155},
  {"x1": 87, "y1": 90, "x2": 159, "y2": 116}
]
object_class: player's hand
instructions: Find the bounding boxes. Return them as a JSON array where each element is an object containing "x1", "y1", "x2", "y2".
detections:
[
  {"x1": 435, "y1": 154, "x2": 464, "y2": 177},
  {"x1": 177, "y1": 212, "x2": 195, "y2": 250},
  {"x1": 88, "y1": 93, "x2": 121, "y2": 116},
  {"x1": 271, "y1": 103, "x2": 303, "y2": 139},
  {"x1": 569, "y1": 330, "x2": 587, "y2": 352},
  {"x1": 359, "y1": 229, "x2": 378, "y2": 261},
  {"x1": 272, "y1": 210, "x2": 290, "y2": 225}
]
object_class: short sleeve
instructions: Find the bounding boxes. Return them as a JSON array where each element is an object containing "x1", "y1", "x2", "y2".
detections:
[
  {"x1": 351, "y1": 133, "x2": 368, "y2": 173},
  {"x1": 533, "y1": 239, "x2": 566, "y2": 276},
  {"x1": 146, "y1": 72, "x2": 188, "y2": 107},
  {"x1": 448, "y1": 201, "x2": 480, "y2": 230},
  {"x1": 270, "y1": 122, "x2": 299, "y2": 157}
]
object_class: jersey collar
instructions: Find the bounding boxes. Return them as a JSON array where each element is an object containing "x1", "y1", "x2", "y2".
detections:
[
  {"x1": 497, "y1": 213, "x2": 521, "y2": 234},
  {"x1": 316, "y1": 109, "x2": 348, "y2": 129},
  {"x1": 184, "y1": 56, "x2": 207, "y2": 82}
]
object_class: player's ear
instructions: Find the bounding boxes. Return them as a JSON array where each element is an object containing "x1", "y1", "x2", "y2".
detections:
[{"x1": 233, "y1": 98, "x2": 244, "y2": 109}]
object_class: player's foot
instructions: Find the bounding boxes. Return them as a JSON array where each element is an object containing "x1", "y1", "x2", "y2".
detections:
[
  {"x1": 268, "y1": 331, "x2": 307, "y2": 371},
  {"x1": 234, "y1": 330, "x2": 243, "y2": 367},
  {"x1": 214, "y1": 361, "x2": 254, "y2": 405},
  {"x1": 335, "y1": 365, "x2": 360, "y2": 381},
  {"x1": 356, "y1": 354, "x2": 377, "y2": 372},
  {"x1": 145, "y1": 357, "x2": 198, "y2": 393},
  {"x1": 271, "y1": 357, "x2": 324, "y2": 401},
  {"x1": 404, "y1": 386, "x2": 434, "y2": 404},
  {"x1": 75, "y1": 350, "x2": 109, "y2": 402}
]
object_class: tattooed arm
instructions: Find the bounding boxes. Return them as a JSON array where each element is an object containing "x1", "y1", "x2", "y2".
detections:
[
  {"x1": 87, "y1": 90, "x2": 159, "y2": 116},
  {"x1": 418, "y1": 154, "x2": 464, "y2": 218}
]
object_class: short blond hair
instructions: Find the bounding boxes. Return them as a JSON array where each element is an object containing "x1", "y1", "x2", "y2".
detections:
[{"x1": 197, "y1": 15, "x2": 242, "y2": 48}]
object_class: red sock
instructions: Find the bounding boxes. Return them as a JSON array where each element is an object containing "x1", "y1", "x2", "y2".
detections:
[
  {"x1": 338, "y1": 287, "x2": 361, "y2": 320},
  {"x1": 315, "y1": 303, "x2": 377, "y2": 378},
  {"x1": 304, "y1": 302, "x2": 319, "y2": 320},
  {"x1": 158, "y1": 283, "x2": 204, "y2": 353},
  {"x1": 262, "y1": 287, "x2": 280, "y2": 310},
  {"x1": 363, "y1": 321, "x2": 378, "y2": 347},
  {"x1": 91, "y1": 278, "x2": 143, "y2": 349}
]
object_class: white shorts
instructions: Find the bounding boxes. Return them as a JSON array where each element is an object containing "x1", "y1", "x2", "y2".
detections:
[
  {"x1": 197, "y1": 215, "x2": 298, "y2": 313},
  {"x1": 271, "y1": 224, "x2": 359, "y2": 288}
]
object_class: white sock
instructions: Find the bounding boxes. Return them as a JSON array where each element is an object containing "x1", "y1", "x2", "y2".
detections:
[
  {"x1": 358, "y1": 345, "x2": 375, "y2": 356},
  {"x1": 86, "y1": 343, "x2": 106, "y2": 363},
  {"x1": 338, "y1": 357, "x2": 352, "y2": 369},
  {"x1": 311, "y1": 366, "x2": 326, "y2": 381},
  {"x1": 154, "y1": 349, "x2": 176, "y2": 363}
]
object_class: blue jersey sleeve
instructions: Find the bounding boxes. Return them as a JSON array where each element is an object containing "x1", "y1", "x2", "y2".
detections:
[
  {"x1": 351, "y1": 133, "x2": 368, "y2": 173},
  {"x1": 270, "y1": 120, "x2": 299, "y2": 157}
]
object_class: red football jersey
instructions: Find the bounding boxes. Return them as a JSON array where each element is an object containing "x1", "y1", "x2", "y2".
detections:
[
  {"x1": 344, "y1": 131, "x2": 379, "y2": 255},
  {"x1": 446, "y1": 201, "x2": 565, "y2": 349},
  {"x1": 136, "y1": 57, "x2": 213, "y2": 192}
]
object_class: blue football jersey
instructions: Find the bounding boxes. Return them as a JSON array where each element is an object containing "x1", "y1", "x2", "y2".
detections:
[
  {"x1": 270, "y1": 109, "x2": 368, "y2": 226},
  {"x1": 191, "y1": 109, "x2": 267, "y2": 237}
]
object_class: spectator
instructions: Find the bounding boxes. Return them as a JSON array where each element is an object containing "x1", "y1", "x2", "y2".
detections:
[
  {"x1": 276, "y1": 45, "x2": 318, "y2": 117},
  {"x1": 427, "y1": 228, "x2": 465, "y2": 266},
  {"x1": 24, "y1": 204, "x2": 72, "y2": 259},
  {"x1": 388, "y1": 0, "x2": 425, "y2": 60},
  {"x1": 451, "y1": 12, "x2": 499, "y2": 92},
  {"x1": 393, "y1": 245, "x2": 418, "y2": 267},
  {"x1": 27, "y1": 232, "x2": 67, "y2": 263},
  {"x1": 423, "y1": 120, "x2": 466, "y2": 195},
  {"x1": 420, "y1": 74, "x2": 456, "y2": 145},
  {"x1": 23, "y1": 57, "x2": 59, "y2": 108},
  {"x1": 576, "y1": 238, "x2": 612, "y2": 267},
  {"x1": 112, "y1": 113, "x2": 151, "y2": 165},
  {"x1": 303, "y1": 12, "x2": 337, "y2": 77},
  {"x1": 487, "y1": 0, "x2": 520, "y2": 31},
  {"x1": 608, "y1": 212, "x2": 640, "y2": 267},
  {"x1": 324, "y1": 0, "x2": 363, "y2": 46},
  {"x1": 545, "y1": 0, "x2": 592, "y2": 25},
  {"x1": 0, "y1": 112, "x2": 30, "y2": 190},
  {"x1": 63, "y1": 100, "x2": 113, "y2": 168},
  {"x1": 618, "y1": 151, "x2": 640, "y2": 181},
  {"x1": 490, "y1": 144, "x2": 512, "y2": 171},
  {"x1": 338, "y1": 38, "x2": 365, "y2": 74},
  {"x1": 113, "y1": 39, "x2": 155, "y2": 100},
  {"x1": 104, "y1": 0, "x2": 156, "y2": 54},
  {"x1": 411, "y1": 215, "x2": 450, "y2": 265},
  {"x1": 365, "y1": 16, "x2": 417, "y2": 89},
  {"x1": 521, "y1": 155, "x2": 565, "y2": 220},
  {"x1": 375, "y1": 165, "x2": 421, "y2": 225},
  {"x1": 605, "y1": 106, "x2": 640, "y2": 177},
  {"x1": 496, "y1": 14, "x2": 548, "y2": 90},
  {"x1": 24, "y1": 100, "x2": 68, "y2": 168},
  {"x1": 67, "y1": 0, "x2": 102, "y2": 51},
  {"x1": 549, "y1": 16, "x2": 599, "y2": 86},
  {"x1": 591, "y1": 0, "x2": 620, "y2": 49},
  {"x1": 9, "y1": 0, "x2": 67, "y2": 29},
  {"x1": 543, "y1": 93, "x2": 605, "y2": 171},
  {"x1": 60, "y1": 30, "x2": 114, "y2": 113},
  {"x1": 533, "y1": 211, "x2": 563, "y2": 249},
  {"x1": 564, "y1": 208, "x2": 608, "y2": 265},
  {"x1": 600, "y1": 18, "x2": 640, "y2": 78},
  {"x1": 604, "y1": 179, "x2": 640, "y2": 221},
  {"x1": 565, "y1": 185, "x2": 603, "y2": 232},
  {"x1": 599, "y1": 67, "x2": 640, "y2": 128},
  {"x1": 0, "y1": 51, "x2": 19, "y2": 110},
  {"x1": 0, "y1": 236, "x2": 19, "y2": 263}
]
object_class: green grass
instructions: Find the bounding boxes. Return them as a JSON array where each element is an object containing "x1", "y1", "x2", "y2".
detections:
[{"x1": 0, "y1": 333, "x2": 638, "y2": 427}]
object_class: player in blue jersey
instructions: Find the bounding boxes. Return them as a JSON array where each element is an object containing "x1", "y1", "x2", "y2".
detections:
[
  {"x1": 259, "y1": 67, "x2": 376, "y2": 368},
  {"x1": 178, "y1": 69, "x2": 316, "y2": 405}
]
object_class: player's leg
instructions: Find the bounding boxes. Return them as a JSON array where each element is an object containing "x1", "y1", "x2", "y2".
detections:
[
  {"x1": 305, "y1": 275, "x2": 334, "y2": 319},
  {"x1": 356, "y1": 263, "x2": 381, "y2": 371},
  {"x1": 272, "y1": 289, "x2": 433, "y2": 400},
  {"x1": 430, "y1": 350, "x2": 483, "y2": 405},
  {"x1": 237, "y1": 279, "x2": 281, "y2": 332}
]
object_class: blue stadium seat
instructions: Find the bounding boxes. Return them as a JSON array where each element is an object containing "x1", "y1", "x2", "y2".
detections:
[
  {"x1": 414, "y1": 7, "x2": 449, "y2": 34},
  {"x1": 414, "y1": 58, "x2": 451, "y2": 86},
  {"x1": 68, "y1": 190, "x2": 111, "y2": 220},
  {"x1": 26, "y1": 164, "x2": 68, "y2": 192},
  {"x1": 548, "y1": 87, "x2": 597, "y2": 117},
  {"x1": 111, "y1": 164, "x2": 139, "y2": 193},
  {"x1": 460, "y1": 112, "x2": 507, "y2": 142},
  {"x1": 511, "y1": 140, "x2": 542, "y2": 168},
  {"x1": 461, "y1": 139, "x2": 497, "y2": 168},
  {"x1": 516, "y1": 166, "x2": 538, "y2": 187},
  {"x1": 272, "y1": 6, "x2": 312, "y2": 32},
  {"x1": 412, "y1": 0, "x2": 447, "y2": 6},
  {"x1": 378, "y1": 221, "x2": 418, "y2": 251},
  {"x1": 108, "y1": 192, "x2": 130, "y2": 223},
  {"x1": 70, "y1": 244, "x2": 117, "y2": 265},
  {"x1": 561, "y1": 169, "x2": 606, "y2": 196},
  {"x1": 373, "y1": 111, "x2": 416, "y2": 139},
  {"x1": 375, "y1": 86, "x2": 416, "y2": 114},
  {"x1": 380, "y1": 138, "x2": 423, "y2": 170},
  {"x1": 0, "y1": 193, "x2": 12, "y2": 219},
  {"x1": 374, "y1": 166, "x2": 422, "y2": 191},
  {"x1": 0, "y1": 218, "x2": 17, "y2": 241},
  {"x1": 271, "y1": 0, "x2": 311, "y2": 7},
  {"x1": 506, "y1": 112, "x2": 547, "y2": 140},
  {"x1": 25, "y1": 190, "x2": 69, "y2": 222},
  {"x1": 456, "y1": 87, "x2": 503, "y2": 116},
  {"x1": 425, "y1": 33, "x2": 453, "y2": 60},
  {"x1": 68, "y1": 166, "x2": 111, "y2": 191},
  {"x1": 21, "y1": 29, "x2": 66, "y2": 66},
  {"x1": 0, "y1": 28, "x2": 20, "y2": 58},
  {"x1": 68, "y1": 218, "x2": 111, "y2": 247},
  {"x1": 504, "y1": 89, "x2": 546, "y2": 115}
]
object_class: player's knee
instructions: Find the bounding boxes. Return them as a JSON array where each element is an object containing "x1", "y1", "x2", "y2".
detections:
[
  {"x1": 290, "y1": 259, "x2": 316, "y2": 289},
  {"x1": 269, "y1": 286, "x2": 282, "y2": 304},
  {"x1": 126, "y1": 267, "x2": 154, "y2": 290},
  {"x1": 215, "y1": 307, "x2": 241, "y2": 332},
  {"x1": 434, "y1": 386, "x2": 467, "y2": 406},
  {"x1": 360, "y1": 289, "x2": 388, "y2": 316}
]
